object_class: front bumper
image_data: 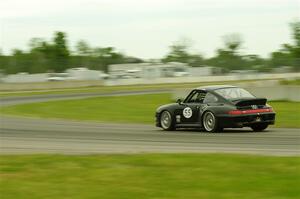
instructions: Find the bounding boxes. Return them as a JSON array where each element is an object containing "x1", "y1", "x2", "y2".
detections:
[
  {"x1": 155, "y1": 112, "x2": 161, "y2": 127},
  {"x1": 218, "y1": 112, "x2": 275, "y2": 128}
]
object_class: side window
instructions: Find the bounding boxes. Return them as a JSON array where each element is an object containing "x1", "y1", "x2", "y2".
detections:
[
  {"x1": 189, "y1": 92, "x2": 198, "y2": 103},
  {"x1": 203, "y1": 93, "x2": 218, "y2": 103},
  {"x1": 187, "y1": 91, "x2": 206, "y2": 103}
]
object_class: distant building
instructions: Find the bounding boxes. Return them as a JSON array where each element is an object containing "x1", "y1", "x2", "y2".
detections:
[
  {"x1": 108, "y1": 62, "x2": 190, "y2": 79},
  {"x1": 2, "y1": 72, "x2": 49, "y2": 83},
  {"x1": 188, "y1": 66, "x2": 222, "y2": 76},
  {"x1": 228, "y1": 70, "x2": 258, "y2": 76},
  {"x1": 47, "y1": 73, "x2": 69, "y2": 81},
  {"x1": 66, "y1": 67, "x2": 108, "y2": 80},
  {"x1": 1, "y1": 67, "x2": 108, "y2": 83},
  {"x1": 272, "y1": 66, "x2": 293, "y2": 73}
]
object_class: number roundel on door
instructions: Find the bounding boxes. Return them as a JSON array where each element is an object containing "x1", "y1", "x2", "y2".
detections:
[{"x1": 183, "y1": 107, "x2": 193, "y2": 118}]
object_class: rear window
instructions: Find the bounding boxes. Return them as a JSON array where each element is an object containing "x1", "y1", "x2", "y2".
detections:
[{"x1": 215, "y1": 88, "x2": 255, "y2": 100}]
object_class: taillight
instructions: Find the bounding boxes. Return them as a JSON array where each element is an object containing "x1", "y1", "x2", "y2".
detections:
[
  {"x1": 228, "y1": 110, "x2": 244, "y2": 115},
  {"x1": 228, "y1": 108, "x2": 273, "y2": 115}
]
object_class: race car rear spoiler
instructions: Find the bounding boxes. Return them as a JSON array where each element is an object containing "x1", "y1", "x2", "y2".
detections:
[{"x1": 234, "y1": 98, "x2": 267, "y2": 106}]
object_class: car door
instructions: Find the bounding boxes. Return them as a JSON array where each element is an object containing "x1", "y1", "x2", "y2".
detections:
[{"x1": 179, "y1": 90, "x2": 206, "y2": 124}]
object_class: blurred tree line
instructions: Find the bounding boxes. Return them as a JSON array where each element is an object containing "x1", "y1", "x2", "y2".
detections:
[
  {"x1": 0, "y1": 21, "x2": 299, "y2": 74},
  {"x1": 163, "y1": 21, "x2": 300, "y2": 72},
  {"x1": 0, "y1": 32, "x2": 142, "y2": 74}
]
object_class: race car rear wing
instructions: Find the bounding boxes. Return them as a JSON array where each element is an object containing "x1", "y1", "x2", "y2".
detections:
[{"x1": 234, "y1": 98, "x2": 267, "y2": 107}]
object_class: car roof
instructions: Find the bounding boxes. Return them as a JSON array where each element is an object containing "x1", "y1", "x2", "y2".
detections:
[{"x1": 195, "y1": 85, "x2": 237, "y2": 91}]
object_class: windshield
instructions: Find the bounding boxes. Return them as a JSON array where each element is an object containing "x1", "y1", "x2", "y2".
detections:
[{"x1": 215, "y1": 87, "x2": 255, "y2": 100}]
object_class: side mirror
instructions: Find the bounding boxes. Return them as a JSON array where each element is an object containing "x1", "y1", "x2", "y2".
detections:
[{"x1": 176, "y1": 99, "x2": 182, "y2": 104}]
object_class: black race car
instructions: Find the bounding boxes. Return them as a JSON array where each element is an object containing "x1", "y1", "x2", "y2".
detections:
[{"x1": 155, "y1": 85, "x2": 275, "y2": 132}]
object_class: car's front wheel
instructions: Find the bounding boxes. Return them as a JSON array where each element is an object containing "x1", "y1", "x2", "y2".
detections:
[
  {"x1": 202, "y1": 111, "x2": 220, "y2": 132},
  {"x1": 251, "y1": 123, "x2": 268, "y2": 132},
  {"x1": 160, "y1": 111, "x2": 175, "y2": 131}
]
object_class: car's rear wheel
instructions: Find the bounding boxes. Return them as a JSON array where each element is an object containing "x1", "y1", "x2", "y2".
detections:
[
  {"x1": 160, "y1": 111, "x2": 175, "y2": 131},
  {"x1": 251, "y1": 123, "x2": 268, "y2": 132},
  {"x1": 202, "y1": 111, "x2": 220, "y2": 132}
]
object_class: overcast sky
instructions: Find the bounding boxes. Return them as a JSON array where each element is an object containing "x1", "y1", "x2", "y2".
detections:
[{"x1": 0, "y1": 0, "x2": 299, "y2": 59}]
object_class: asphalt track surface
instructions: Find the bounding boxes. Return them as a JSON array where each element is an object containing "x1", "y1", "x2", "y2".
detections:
[{"x1": 1, "y1": 91, "x2": 299, "y2": 156}]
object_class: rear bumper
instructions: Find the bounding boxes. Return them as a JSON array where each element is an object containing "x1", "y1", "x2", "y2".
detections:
[{"x1": 218, "y1": 112, "x2": 275, "y2": 128}]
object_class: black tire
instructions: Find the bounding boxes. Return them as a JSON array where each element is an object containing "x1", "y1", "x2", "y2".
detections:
[
  {"x1": 160, "y1": 111, "x2": 175, "y2": 131},
  {"x1": 251, "y1": 124, "x2": 268, "y2": 132},
  {"x1": 202, "y1": 111, "x2": 220, "y2": 132}
]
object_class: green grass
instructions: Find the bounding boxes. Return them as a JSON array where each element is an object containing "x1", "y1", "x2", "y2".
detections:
[
  {"x1": 280, "y1": 78, "x2": 300, "y2": 85},
  {"x1": 0, "y1": 154, "x2": 299, "y2": 199},
  {"x1": 270, "y1": 101, "x2": 300, "y2": 128},
  {"x1": 0, "y1": 93, "x2": 171, "y2": 123},
  {"x1": 1, "y1": 94, "x2": 300, "y2": 128}
]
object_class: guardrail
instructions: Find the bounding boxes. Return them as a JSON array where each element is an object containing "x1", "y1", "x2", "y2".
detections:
[
  {"x1": 105, "y1": 73, "x2": 300, "y2": 86},
  {"x1": 0, "y1": 72, "x2": 299, "y2": 92}
]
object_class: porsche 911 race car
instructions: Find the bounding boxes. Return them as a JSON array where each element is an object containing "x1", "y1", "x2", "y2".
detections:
[{"x1": 155, "y1": 85, "x2": 275, "y2": 132}]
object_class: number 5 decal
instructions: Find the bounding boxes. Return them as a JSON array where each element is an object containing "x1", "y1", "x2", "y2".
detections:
[{"x1": 183, "y1": 107, "x2": 193, "y2": 118}]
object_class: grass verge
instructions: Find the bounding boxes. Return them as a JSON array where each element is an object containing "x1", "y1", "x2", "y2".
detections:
[
  {"x1": 0, "y1": 154, "x2": 299, "y2": 199},
  {"x1": 1, "y1": 93, "x2": 300, "y2": 128},
  {"x1": 280, "y1": 78, "x2": 300, "y2": 85},
  {"x1": 0, "y1": 93, "x2": 171, "y2": 124}
]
